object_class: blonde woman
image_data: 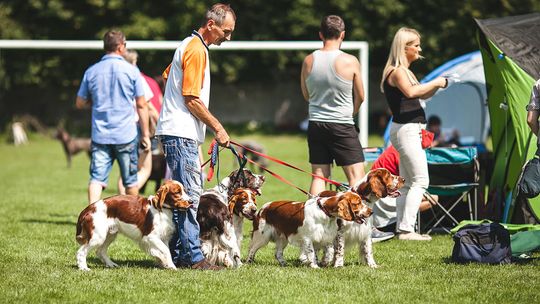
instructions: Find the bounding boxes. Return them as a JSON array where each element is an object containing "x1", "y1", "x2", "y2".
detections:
[{"x1": 380, "y1": 27, "x2": 447, "y2": 241}]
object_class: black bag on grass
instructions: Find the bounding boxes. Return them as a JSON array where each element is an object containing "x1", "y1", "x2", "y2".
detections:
[
  {"x1": 451, "y1": 223, "x2": 511, "y2": 264},
  {"x1": 518, "y1": 156, "x2": 540, "y2": 198}
]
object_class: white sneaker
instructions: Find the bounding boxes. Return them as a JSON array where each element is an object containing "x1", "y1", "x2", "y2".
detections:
[{"x1": 398, "y1": 232, "x2": 432, "y2": 241}]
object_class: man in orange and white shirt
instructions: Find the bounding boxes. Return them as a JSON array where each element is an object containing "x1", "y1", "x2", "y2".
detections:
[{"x1": 156, "y1": 3, "x2": 236, "y2": 271}]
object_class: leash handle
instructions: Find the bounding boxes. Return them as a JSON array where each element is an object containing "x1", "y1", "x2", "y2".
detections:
[
  {"x1": 206, "y1": 140, "x2": 220, "y2": 181},
  {"x1": 230, "y1": 140, "x2": 348, "y2": 189}
]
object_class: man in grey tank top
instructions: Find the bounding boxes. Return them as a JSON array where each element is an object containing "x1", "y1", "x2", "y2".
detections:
[{"x1": 300, "y1": 15, "x2": 365, "y2": 196}]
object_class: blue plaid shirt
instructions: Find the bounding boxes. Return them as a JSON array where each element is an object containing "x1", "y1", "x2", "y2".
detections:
[{"x1": 77, "y1": 54, "x2": 145, "y2": 144}]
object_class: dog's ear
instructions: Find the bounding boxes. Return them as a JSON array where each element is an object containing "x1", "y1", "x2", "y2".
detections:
[
  {"x1": 336, "y1": 196, "x2": 354, "y2": 221},
  {"x1": 155, "y1": 183, "x2": 170, "y2": 210},
  {"x1": 228, "y1": 194, "x2": 238, "y2": 215},
  {"x1": 370, "y1": 175, "x2": 386, "y2": 198}
]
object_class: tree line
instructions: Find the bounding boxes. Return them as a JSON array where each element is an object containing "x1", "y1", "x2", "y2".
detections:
[{"x1": 0, "y1": 0, "x2": 538, "y2": 129}]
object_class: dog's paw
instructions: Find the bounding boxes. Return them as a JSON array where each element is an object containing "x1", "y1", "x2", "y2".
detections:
[
  {"x1": 78, "y1": 266, "x2": 91, "y2": 271},
  {"x1": 105, "y1": 262, "x2": 119, "y2": 268},
  {"x1": 234, "y1": 257, "x2": 243, "y2": 268}
]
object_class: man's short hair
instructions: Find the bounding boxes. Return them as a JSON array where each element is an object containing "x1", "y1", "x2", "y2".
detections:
[
  {"x1": 103, "y1": 30, "x2": 125, "y2": 52},
  {"x1": 320, "y1": 15, "x2": 345, "y2": 40},
  {"x1": 203, "y1": 3, "x2": 236, "y2": 26}
]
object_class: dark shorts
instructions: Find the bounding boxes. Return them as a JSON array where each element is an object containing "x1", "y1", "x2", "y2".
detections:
[{"x1": 307, "y1": 121, "x2": 364, "y2": 166}]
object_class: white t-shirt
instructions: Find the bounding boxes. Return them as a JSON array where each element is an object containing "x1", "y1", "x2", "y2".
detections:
[{"x1": 156, "y1": 32, "x2": 210, "y2": 144}]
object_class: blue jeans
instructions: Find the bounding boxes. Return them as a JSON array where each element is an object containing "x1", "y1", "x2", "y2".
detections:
[
  {"x1": 89, "y1": 137, "x2": 138, "y2": 188},
  {"x1": 160, "y1": 135, "x2": 204, "y2": 265}
]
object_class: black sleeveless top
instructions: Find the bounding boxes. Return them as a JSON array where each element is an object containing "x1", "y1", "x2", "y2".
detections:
[{"x1": 383, "y1": 70, "x2": 426, "y2": 124}]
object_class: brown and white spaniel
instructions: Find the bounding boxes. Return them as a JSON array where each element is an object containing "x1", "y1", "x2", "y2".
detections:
[
  {"x1": 197, "y1": 169, "x2": 265, "y2": 267},
  {"x1": 198, "y1": 188, "x2": 257, "y2": 268},
  {"x1": 322, "y1": 168, "x2": 404, "y2": 268},
  {"x1": 75, "y1": 180, "x2": 191, "y2": 271},
  {"x1": 246, "y1": 192, "x2": 372, "y2": 268}
]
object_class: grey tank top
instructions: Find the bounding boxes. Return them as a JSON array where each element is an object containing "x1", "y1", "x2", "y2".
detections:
[{"x1": 306, "y1": 50, "x2": 354, "y2": 124}]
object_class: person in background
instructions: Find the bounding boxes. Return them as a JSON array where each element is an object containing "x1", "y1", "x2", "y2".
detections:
[
  {"x1": 156, "y1": 3, "x2": 236, "y2": 270},
  {"x1": 526, "y1": 79, "x2": 540, "y2": 150},
  {"x1": 117, "y1": 49, "x2": 155, "y2": 195},
  {"x1": 76, "y1": 30, "x2": 150, "y2": 204},
  {"x1": 380, "y1": 27, "x2": 447, "y2": 241},
  {"x1": 300, "y1": 15, "x2": 366, "y2": 196},
  {"x1": 427, "y1": 115, "x2": 460, "y2": 147}
]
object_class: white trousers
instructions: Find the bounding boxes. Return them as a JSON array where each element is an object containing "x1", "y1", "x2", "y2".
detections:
[{"x1": 390, "y1": 122, "x2": 429, "y2": 233}]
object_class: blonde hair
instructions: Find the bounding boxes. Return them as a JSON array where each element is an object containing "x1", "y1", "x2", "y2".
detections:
[{"x1": 380, "y1": 27, "x2": 422, "y2": 92}]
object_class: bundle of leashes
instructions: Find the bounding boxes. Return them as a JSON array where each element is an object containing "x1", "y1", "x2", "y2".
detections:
[{"x1": 205, "y1": 140, "x2": 248, "y2": 184}]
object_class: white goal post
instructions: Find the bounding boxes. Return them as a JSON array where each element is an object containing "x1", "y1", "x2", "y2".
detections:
[{"x1": 0, "y1": 40, "x2": 369, "y2": 146}]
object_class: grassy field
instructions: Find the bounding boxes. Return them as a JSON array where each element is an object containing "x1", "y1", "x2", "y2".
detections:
[{"x1": 0, "y1": 133, "x2": 539, "y2": 303}]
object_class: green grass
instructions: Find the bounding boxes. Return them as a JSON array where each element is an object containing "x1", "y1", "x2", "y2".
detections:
[{"x1": 0, "y1": 133, "x2": 539, "y2": 303}]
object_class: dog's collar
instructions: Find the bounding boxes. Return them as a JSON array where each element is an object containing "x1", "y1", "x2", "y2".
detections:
[{"x1": 317, "y1": 198, "x2": 333, "y2": 218}]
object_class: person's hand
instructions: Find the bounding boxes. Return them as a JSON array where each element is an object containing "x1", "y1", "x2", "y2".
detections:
[
  {"x1": 139, "y1": 136, "x2": 151, "y2": 151},
  {"x1": 442, "y1": 73, "x2": 461, "y2": 88},
  {"x1": 215, "y1": 129, "x2": 230, "y2": 147},
  {"x1": 435, "y1": 76, "x2": 447, "y2": 88}
]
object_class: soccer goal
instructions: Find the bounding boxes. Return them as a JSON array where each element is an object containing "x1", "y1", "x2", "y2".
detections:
[{"x1": 0, "y1": 39, "x2": 369, "y2": 145}]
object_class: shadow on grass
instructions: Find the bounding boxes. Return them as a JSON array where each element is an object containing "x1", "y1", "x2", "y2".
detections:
[
  {"x1": 22, "y1": 218, "x2": 76, "y2": 226},
  {"x1": 85, "y1": 257, "x2": 159, "y2": 269},
  {"x1": 441, "y1": 256, "x2": 540, "y2": 265}
]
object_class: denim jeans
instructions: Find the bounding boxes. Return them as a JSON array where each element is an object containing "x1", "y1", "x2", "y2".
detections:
[
  {"x1": 390, "y1": 122, "x2": 429, "y2": 233},
  {"x1": 160, "y1": 135, "x2": 204, "y2": 265},
  {"x1": 89, "y1": 137, "x2": 138, "y2": 188}
]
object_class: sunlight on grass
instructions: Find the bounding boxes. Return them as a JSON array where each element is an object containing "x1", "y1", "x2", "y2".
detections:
[{"x1": 0, "y1": 133, "x2": 538, "y2": 303}]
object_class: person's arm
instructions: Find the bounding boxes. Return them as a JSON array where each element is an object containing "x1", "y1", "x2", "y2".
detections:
[
  {"x1": 351, "y1": 58, "x2": 365, "y2": 116},
  {"x1": 75, "y1": 73, "x2": 91, "y2": 109},
  {"x1": 527, "y1": 82, "x2": 540, "y2": 136},
  {"x1": 391, "y1": 68, "x2": 446, "y2": 99},
  {"x1": 135, "y1": 95, "x2": 151, "y2": 151},
  {"x1": 75, "y1": 96, "x2": 91, "y2": 109},
  {"x1": 184, "y1": 95, "x2": 229, "y2": 147},
  {"x1": 527, "y1": 110, "x2": 540, "y2": 136},
  {"x1": 300, "y1": 55, "x2": 313, "y2": 102}
]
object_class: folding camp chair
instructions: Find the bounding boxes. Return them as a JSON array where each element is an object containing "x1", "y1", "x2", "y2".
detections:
[{"x1": 419, "y1": 147, "x2": 480, "y2": 234}]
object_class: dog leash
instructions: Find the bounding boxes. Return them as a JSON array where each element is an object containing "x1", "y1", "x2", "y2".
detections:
[
  {"x1": 241, "y1": 155, "x2": 313, "y2": 197},
  {"x1": 204, "y1": 140, "x2": 249, "y2": 185},
  {"x1": 230, "y1": 140, "x2": 349, "y2": 191},
  {"x1": 205, "y1": 140, "x2": 220, "y2": 182}
]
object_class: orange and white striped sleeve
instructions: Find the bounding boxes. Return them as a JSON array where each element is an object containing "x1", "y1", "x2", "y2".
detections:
[{"x1": 181, "y1": 39, "x2": 207, "y2": 98}]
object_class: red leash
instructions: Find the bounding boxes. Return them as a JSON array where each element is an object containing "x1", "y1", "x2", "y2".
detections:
[
  {"x1": 242, "y1": 156, "x2": 311, "y2": 196},
  {"x1": 230, "y1": 140, "x2": 348, "y2": 189}
]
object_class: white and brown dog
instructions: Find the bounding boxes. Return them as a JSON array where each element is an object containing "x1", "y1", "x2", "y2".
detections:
[
  {"x1": 197, "y1": 169, "x2": 265, "y2": 267},
  {"x1": 321, "y1": 168, "x2": 404, "y2": 268},
  {"x1": 75, "y1": 180, "x2": 191, "y2": 271},
  {"x1": 246, "y1": 191, "x2": 372, "y2": 268}
]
